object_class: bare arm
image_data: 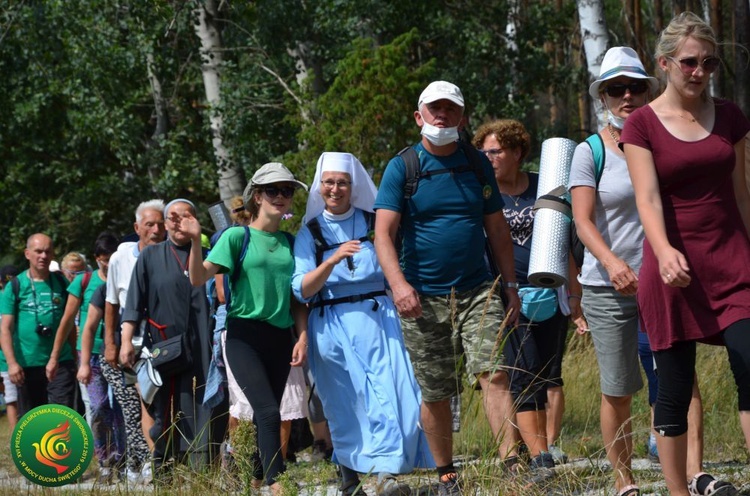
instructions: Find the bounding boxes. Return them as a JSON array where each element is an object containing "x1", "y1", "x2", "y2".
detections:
[
  {"x1": 103, "y1": 301, "x2": 119, "y2": 368},
  {"x1": 483, "y1": 210, "x2": 520, "y2": 326},
  {"x1": 77, "y1": 304, "x2": 103, "y2": 385},
  {"x1": 215, "y1": 273, "x2": 226, "y2": 305},
  {"x1": 570, "y1": 185, "x2": 638, "y2": 295},
  {"x1": 1, "y1": 314, "x2": 23, "y2": 385},
  {"x1": 290, "y1": 297, "x2": 308, "y2": 367},
  {"x1": 46, "y1": 294, "x2": 81, "y2": 380},
  {"x1": 300, "y1": 241, "x2": 361, "y2": 299},
  {"x1": 373, "y1": 209, "x2": 422, "y2": 318},
  {"x1": 119, "y1": 321, "x2": 137, "y2": 368},
  {"x1": 624, "y1": 143, "x2": 690, "y2": 287}
]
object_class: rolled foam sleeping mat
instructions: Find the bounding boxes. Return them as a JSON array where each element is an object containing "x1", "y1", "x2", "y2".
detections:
[{"x1": 527, "y1": 137, "x2": 577, "y2": 288}]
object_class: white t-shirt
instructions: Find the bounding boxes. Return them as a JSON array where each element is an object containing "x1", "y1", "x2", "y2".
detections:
[
  {"x1": 105, "y1": 241, "x2": 137, "y2": 307},
  {"x1": 568, "y1": 139, "x2": 644, "y2": 287}
]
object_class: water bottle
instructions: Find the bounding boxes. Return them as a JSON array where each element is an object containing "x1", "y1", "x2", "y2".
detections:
[{"x1": 450, "y1": 395, "x2": 460, "y2": 432}]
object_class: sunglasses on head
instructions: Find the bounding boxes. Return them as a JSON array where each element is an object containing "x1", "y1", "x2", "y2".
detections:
[
  {"x1": 603, "y1": 81, "x2": 649, "y2": 98},
  {"x1": 263, "y1": 186, "x2": 295, "y2": 199},
  {"x1": 669, "y1": 56, "x2": 720, "y2": 75}
]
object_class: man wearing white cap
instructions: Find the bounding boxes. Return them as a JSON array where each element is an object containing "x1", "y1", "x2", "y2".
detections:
[{"x1": 374, "y1": 80, "x2": 521, "y2": 495}]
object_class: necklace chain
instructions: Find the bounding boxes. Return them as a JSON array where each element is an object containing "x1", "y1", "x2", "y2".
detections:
[
  {"x1": 677, "y1": 111, "x2": 697, "y2": 123},
  {"x1": 606, "y1": 124, "x2": 620, "y2": 144}
]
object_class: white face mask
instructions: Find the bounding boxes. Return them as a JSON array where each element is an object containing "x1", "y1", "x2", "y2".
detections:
[
  {"x1": 420, "y1": 114, "x2": 459, "y2": 146},
  {"x1": 607, "y1": 112, "x2": 627, "y2": 130}
]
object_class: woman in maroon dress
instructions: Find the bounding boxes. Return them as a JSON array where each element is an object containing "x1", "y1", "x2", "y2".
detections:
[{"x1": 622, "y1": 12, "x2": 750, "y2": 496}]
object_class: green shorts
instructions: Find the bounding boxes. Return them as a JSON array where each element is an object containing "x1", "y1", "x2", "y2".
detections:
[{"x1": 400, "y1": 280, "x2": 507, "y2": 402}]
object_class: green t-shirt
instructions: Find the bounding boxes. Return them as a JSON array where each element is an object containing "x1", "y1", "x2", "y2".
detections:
[
  {"x1": 0, "y1": 271, "x2": 74, "y2": 368},
  {"x1": 67, "y1": 271, "x2": 105, "y2": 353},
  {"x1": 0, "y1": 315, "x2": 6, "y2": 372},
  {"x1": 207, "y1": 226, "x2": 295, "y2": 329}
]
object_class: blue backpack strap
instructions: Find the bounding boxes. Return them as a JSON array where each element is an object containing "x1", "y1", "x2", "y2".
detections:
[{"x1": 584, "y1": 133, "x2": 606, "y2": 186}]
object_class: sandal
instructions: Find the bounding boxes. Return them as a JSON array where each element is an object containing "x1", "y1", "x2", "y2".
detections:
[
  {"x1": 617, "y1": 484, "x2": 640, "y2": 496},
  {"x1": 688, "y1": 472, "x2": 739, "y2": 496}
]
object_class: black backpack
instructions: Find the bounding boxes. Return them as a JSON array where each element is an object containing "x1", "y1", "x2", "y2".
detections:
[
  {"x1": 306, "y1": 211, "x2": 375, "y2": 267},
  {"x1": 394, "y1": 141, "x2": 501, "y2": 279}
]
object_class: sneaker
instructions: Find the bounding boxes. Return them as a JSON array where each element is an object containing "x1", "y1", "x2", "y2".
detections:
[
  {"x1": 126, "y1": 467, "x2": 141, "y2": 484},
  {"x1": 548, "y1": 444, "x2": 568, "y2": 465},
  {"x1": 341, "y1": 480, "x2": 367, "y2": 496},
  {"x1": 221, "y1": 440, "x2": 237, "y2": 471},
  {"x1": 688, "y1": 472, "x2": 739, "y2": 496},
  {"x1": 140, "y1": 462, "x2": 153, "y2": 484},
  {"x1": 377, "y1": 476, "x2": 411, "y2": 496},
  {"x1": 437, "y1": 473, "x2": 462, "y2": 496},
  {"x1": 530, "y1": 452, "x2": 555, "y2": 470},
  {"x1": 647, "y1": 434, "x2": 659, "y2": 463},
  {"x1": 95, "y1": 467, "x2": 112, "y2": 485},
  {"x1": 312, "y1": 439, "x2": 333, "y2": 461}
]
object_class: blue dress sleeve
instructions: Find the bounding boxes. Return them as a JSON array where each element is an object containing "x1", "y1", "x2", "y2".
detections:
[{"x1": 292, "y1": 223, "x2": 319, "y2": 303}]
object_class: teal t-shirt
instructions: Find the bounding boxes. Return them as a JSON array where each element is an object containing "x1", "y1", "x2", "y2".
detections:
[
  {"x1": 67, "y1": 271, "x2": 105, "y2": 353},
  {"x1": 206, "y1": 226, "x2": 295, "y2": 329},
  {"x1": 373, "y1": 142, "x2": 505, "y2": 294},
  {"x1": 0, "y1": 271, "x2": 74, "y2": 367}
]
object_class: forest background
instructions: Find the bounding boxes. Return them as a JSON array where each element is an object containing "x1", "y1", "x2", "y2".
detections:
[{"x1": 1, "y1": 0, "x2": 748, "y2": 263}]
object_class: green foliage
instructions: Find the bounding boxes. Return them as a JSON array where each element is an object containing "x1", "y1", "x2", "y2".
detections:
[{"x1": 290, "y1": 30, "x2": 435, "y2": 181}]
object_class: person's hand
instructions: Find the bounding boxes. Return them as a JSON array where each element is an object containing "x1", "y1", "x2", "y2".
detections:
[
  {"x1": 104, "y1": 342, "x2": 119, "y2": 368},
  {"x1": 77, "y1": 362, "x2": 91, "y2": 385},
  {"x1": 119, "y1": 340, "x2": 135, "y2": 369},
  {"x1": 569, "y1": 296, "x2": 589, "y2": 334},
  {"x1": 391, "y1": 280, "x2": 422, "y2": 318},
  {"x1": 45, "y1": 357, "x2": 58, "y2": 382},
  {"x1": 290, "y1": 339, "x2": 307, "y2": 367},
  {"x1": 174, "y1": 212, "x2": 202, "y2": 241},
  {"x1": 504, "y1": 289, "x2": 520, "y2": 328},
  {"x1": 656, "y1": 246, "x2": 691, "y2": 288},
  {"x1": 8, "y1": 362, "x2": 24, "y2": 386},
  {"x1": 327, "y1": 240, "x2": 361, "y2": 266},
  {"x1": 604, "y1": 257, "x2": 639, "y2": 295}
]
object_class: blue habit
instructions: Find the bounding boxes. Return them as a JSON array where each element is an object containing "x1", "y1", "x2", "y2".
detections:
[{"x1": 292, "y1": 208, "x2": 434, "y2": 474}]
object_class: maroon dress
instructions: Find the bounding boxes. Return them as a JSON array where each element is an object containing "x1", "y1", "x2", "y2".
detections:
[{"x1": 621, "y1": 100, "x2": 750, "y2": 351}]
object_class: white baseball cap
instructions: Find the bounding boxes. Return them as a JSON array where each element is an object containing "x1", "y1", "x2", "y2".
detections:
[{"x1": 418, "y1": 81, "x2": 464, "y2": 108}]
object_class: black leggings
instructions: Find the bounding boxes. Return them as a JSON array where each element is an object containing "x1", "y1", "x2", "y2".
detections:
[
  {"x1": 225, "y1": 318, "x2": 292, "y2": 485},
  {"x1": 653, "y1": 318, "x2": 750, "y2": 436}
]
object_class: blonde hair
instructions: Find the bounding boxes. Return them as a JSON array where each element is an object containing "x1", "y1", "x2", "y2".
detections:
[
  {"x1": 655, "y1": 12, "x2": 718, "y2": 100},
  {"x1": 61, "y1": 252, "x2": 87, "y2": 271},
  {"x1": 229, "y1": 196, "x2": 252, "y2": 226}
]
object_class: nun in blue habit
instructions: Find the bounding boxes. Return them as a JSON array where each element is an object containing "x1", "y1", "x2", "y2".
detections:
[{"x1": 292, "y1": 152, "x2": 434, "y2": 496}]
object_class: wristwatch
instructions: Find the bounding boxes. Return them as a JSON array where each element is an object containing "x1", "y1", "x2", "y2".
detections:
[{"x1": 504, "y1": 282, "x2": 520, "y2": 289}]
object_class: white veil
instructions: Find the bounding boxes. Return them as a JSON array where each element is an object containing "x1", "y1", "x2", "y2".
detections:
[{"x1": 303, "y1": 152, "x2": 378, "y2": 223}]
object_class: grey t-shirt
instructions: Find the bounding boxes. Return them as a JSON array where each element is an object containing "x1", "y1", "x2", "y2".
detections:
[{"x1": 568, "y1": 138, "x2": 644, "y2": 287}]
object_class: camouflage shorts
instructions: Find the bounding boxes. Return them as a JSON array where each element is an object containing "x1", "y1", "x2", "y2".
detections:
[{"x1": 400, "y1": 280, "x2": 507, "y2": 402}]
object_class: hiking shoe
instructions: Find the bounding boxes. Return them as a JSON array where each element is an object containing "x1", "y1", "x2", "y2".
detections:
[
  {"x1": 377, "y1": 476, "x2": 411, "y2": 496},
  {"x1": 548, "y1": 444, "x2": 568, "y2": 465},
  {"x1": 530, "y1": 452, "x2": 555, "y2": 470},
  {"x1": 437, "y1": 473, "x2": 462, "y2": 496},
  {"x1": 647, "y1": 434, "x2": 659, "y2": 464},
  {"x1": 341, "y1": 480, "x2": 367, "y2": 496},
  {"x1": 95, "y1": 467, "x2": 112, "y2": 485},
  {"x1": 688, "y1": 472, "x2": 739, "y2": 496},
  {"x1": 220, "y1": 440, "x2": 237, "y2": 471}
]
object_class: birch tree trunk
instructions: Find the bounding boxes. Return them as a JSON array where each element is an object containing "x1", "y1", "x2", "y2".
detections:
[
  {"x1": 194, "y1": 0, "x2": 244, "y2": 207},
  {"x1": 577, "y1": 0, "x2": 610, "y2": 132},
  {"x1": 146, "y1": 51, "x2": 169, "y2": 193},
  {"x1": 506, "y1": 0, "x2": 520, "y2": 102}
]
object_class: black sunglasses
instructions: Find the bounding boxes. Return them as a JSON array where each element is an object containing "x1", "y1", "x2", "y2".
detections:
[
  {"x1": 263, "y1": 186, "x2": 295, "y2": 199},
  {"x1": 669, "y1": 56, "x2": 720, "y2": 75},
  {"x1": 604, "y1": 81, "x2": 649, "y2": 98}
]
